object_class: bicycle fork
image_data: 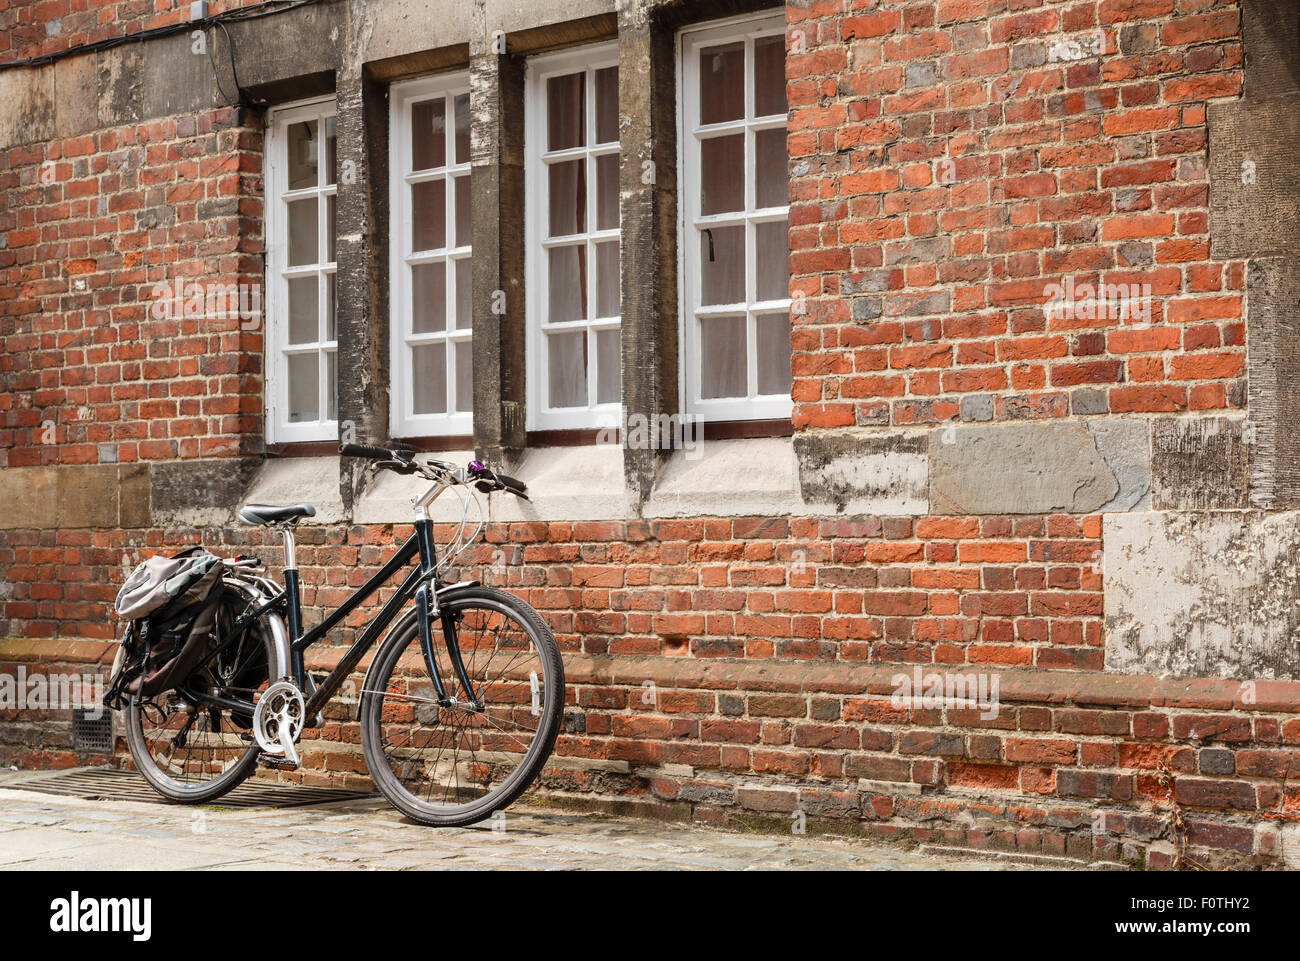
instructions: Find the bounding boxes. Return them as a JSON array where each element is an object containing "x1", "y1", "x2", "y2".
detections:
[{"x1": 413, "y1": 517, "x2": 481, "y2": 712}]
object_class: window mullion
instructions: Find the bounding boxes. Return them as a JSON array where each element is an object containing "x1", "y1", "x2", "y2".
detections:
[
  {"x1": 585, "y1": 112, "x2": 598, "y2": 409},
  {"x1": 444, "y1": 93, "x2": 457, "y2": 416},
  {"x1": 400, "y1": 101, "x2": 410, "y2": 428}
]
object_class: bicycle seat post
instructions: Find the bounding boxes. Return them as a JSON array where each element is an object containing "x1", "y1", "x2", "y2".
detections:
[
  {"x1": 277, "y1": 522, "x2": 298, "y2": 573},
  {"x1": 273, "y1": 518, "x2": 306, "y2": 684}
]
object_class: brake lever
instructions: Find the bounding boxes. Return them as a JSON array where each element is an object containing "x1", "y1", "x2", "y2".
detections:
[{"x1": 374, "y1": 458, "x2": 419, "y2": 475}]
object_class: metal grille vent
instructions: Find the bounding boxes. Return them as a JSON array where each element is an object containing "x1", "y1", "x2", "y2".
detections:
[
  {"x1": 6, "y1": 767, "x2": 374, "y2": 810},
  {"x1": 72, "y1": 708, "x2": 114, "y2": 755}
]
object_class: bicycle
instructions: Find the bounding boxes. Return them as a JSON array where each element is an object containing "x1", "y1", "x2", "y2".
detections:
[{"x1": 113, "y1": 443, "x2": 565, "y2": 827}]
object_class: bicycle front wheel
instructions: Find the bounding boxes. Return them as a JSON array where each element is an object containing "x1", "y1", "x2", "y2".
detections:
[{"x1": 360, "y1": 586, "x2": 564, "y2": 826}]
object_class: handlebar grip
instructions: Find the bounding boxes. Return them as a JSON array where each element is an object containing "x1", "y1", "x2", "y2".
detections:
[
  {"x1": 340, "y1": 443, "x2": 417, "y2": 464},
  {"x1": 339, "y1": 443, "x2": 392, "y2": 460},
  {"x1": 472, "y1": 465, "x2": 530, "y2": 500},
  {"x1": 496, "y1": 473, "x2": 529, "y2": 499}
]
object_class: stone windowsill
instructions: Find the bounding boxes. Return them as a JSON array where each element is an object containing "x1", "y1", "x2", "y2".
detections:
[{"x1": 243, "y1": 436, "x2": 803, "y2": 525}]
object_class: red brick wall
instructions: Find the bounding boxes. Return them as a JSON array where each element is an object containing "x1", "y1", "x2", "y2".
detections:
[
  {"x1": 0, "y1": 0, "x2": 264, "y2": 64},
  {"x1": 786, "y1": 0, "x2": 1245, "y2": 430},
  {"x1": 0, "y1": 513, "x2": 1103, "y2": 655},
  {"x1": 0, "y1": 107, "x2": 264, "y2": 468}
]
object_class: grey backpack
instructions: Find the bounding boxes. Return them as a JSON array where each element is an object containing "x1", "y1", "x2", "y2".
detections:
[
  {"x1": 105, "y1": 547, "x2": 227, "y2": 708},
  {"x1": 115, "y1": 548, "x2": 222, "y2": 620}
]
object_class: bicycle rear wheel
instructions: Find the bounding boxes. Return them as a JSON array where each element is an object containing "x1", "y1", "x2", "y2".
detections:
[
  {"x1": 360, "y1": 586, "x2": 564, "y2": 826},
  {"x1": 121, "y1": 580, "x2": 280, "y2": 803}
]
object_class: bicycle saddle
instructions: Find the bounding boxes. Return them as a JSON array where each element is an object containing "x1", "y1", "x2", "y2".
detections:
[{"x1": 237, "y1": 503, "x2": 317, "y2": 526}]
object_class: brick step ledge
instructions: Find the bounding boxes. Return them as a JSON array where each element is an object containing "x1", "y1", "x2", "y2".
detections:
[{"x1": 6, "y1": 637, "x2": 1295, "y2": 713}]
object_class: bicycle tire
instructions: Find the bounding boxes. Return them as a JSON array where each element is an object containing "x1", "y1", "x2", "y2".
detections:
[{"x1": 360, "y1": 586, "x2": 564, "y2": 827}]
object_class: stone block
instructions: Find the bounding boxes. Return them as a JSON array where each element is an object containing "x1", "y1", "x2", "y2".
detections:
[
  {"x1": 794, "y1": 432, "x2": 928, "y2": 516},
  {"x1": 929, "y1": 421, "x2": 1148, "y2": 515},
  {"x1": 1151, "y1": 416, "x2": 1248, "y2": 510},
  {"x1": 1105, "y1": 511, "x2": 1300, "y2": 679}
]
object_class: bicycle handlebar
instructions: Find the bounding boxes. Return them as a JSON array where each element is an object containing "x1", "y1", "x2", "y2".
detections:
[{"x1": 338, "y1": 444, "x2": 529, "y2": 499}]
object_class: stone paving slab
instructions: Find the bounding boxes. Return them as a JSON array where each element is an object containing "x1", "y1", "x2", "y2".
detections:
[{"x1": 0, "y1": 772, "x2": 1046, "y2": 871}]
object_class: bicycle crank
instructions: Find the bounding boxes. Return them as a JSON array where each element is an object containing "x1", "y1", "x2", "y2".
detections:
[{"x1": 252, "y1": 680, "x2": 306, "y2": 767}]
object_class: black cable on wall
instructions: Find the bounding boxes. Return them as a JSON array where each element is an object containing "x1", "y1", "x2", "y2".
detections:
[{"x1": 0, "y1": 0, "x2": 323, "y2": 73}]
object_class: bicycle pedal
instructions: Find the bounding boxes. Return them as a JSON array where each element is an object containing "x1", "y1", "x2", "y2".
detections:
[{"x1": 257, "y1": 752, "x2": 300, "y2": 771}]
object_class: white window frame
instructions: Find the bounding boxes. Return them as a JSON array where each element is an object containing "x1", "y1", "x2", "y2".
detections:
[
  {"x1": 389, "y1": 72, "x2": 474, "y2": 439},
  {"x1": 265, "y1": 96, "x2": 339, "y2": 444},
  {"x1": 679, "y1": 13, "x2": 793, "y2": 423},
  {"x1": 524, "y1": 42, "x2": 622, "y2": 432}
]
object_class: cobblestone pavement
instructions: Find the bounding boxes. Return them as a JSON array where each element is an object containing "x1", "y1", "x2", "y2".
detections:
[{"x1": 0, "y1": 771, "x2": 1044, "y2": 870}]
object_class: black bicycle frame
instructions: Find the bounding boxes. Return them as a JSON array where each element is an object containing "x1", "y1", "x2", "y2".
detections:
[{"x1": 189, "y1": 517, "x2": 477, "y2": 722}]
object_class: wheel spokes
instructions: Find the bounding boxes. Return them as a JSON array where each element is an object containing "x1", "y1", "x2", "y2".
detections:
[{"x1": 377, "y1": 603, "x2": 550, "y2": 810}]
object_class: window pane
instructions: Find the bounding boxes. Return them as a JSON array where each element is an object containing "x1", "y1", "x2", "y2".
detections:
[
  {"x1": 412, "y1": 99, "x2": 447, "y2": 171},
  {"x1": 287, "y1": 119, "x2": 318, "y2": 189},
  {"x1": 700, "y1": 315, "x2": 747, "y2": 399},
  {"x1": 547, "y1": 72, "x2": 585, "y2": 150},
  {"x1": 595, "y1": 66, "x2": 618, "y2": 144},
  {"x1": 700, "y1": 225, "x2": 744, "y2": 306},
  {"x1": 756, "y1": 219, "x2": 789, "y2": 302},
  {"x1": 287, "y1": 352, "x2": 319, "y2": 421},
  {"x1": 454, "y1": 93, "x2": 471, "y2": 165},
  {"x1": 755, "y1": 128, "x2": 788, "y2": 209},
  {"x1": 411, "y1": 262, "x2": 447, "y2": 334},
  {"x1": 454, "y1": 175, "x2": 471, "y2": 247},
  {"x1": 701, "y1": 134, "x2": 745, "y2": 215},
  {"x1": 547, "y1": 330, "x2": 587, "y2": 408},
  {"x1": 756, "y1": 313, "x2": 792, "y2": 396},
  {"x1": 326, "y1": 193, "x2": 337, "y2": 262},
  {"x1": 412, "y1": 179, "x2": 446, "y2": 252},
  {"x1": 454, "y1": 258, "x2": 472, "y2": 330},
  {"x1": 412, "y1": 342, "x2": 448, "y2": 414},
  {"x1": 326, "y1": 350, "x2": 337, "y2": 421},
  {"x1": 548, "y1": 160, "x2": 586, "y2": 237},
  {"x1": 324, "y1": 115, "x2": 338, "y2": 185},
  {"x1": 596, "y1": 327, "x2": 620, "y2": 405},
  {"x1": 287, "y1": 277, "x2": 318, "y2": 345},
  {"x1": 325, "y1": 274, "x2": 336, "y2": 341},
  {"x1": 548, "y1": 245, "x2": 588, "y2": 323},
  {"x1": 594, "y1": 241, "x2": 619, "y2": 318},
  {"x1": 455, "y1": 340, "x2": 473, "y2": 413},
  {"x1": 699, "y1": 42, "x2": 744, "y2": 124},
  {"x1": 595, "y1": 153, "x2": 619, "y2": 231},
  {"x1": 754, "y1": 35, "x2": 787, "y2": 117},
  {"x1": 287, "y1": 197, "x2": 318, "y2": 267}
]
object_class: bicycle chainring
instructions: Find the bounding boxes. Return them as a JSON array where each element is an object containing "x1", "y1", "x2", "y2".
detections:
[{"x1": 252, "y1": 680, "x2": 306, "y2": 765}]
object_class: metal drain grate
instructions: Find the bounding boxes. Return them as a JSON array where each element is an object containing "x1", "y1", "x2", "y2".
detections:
[
  {"x1": 72, "y1": 708, "x2": 114, "y2": 754},
  {"x1": 5, "y1": 768, "x2": 374, "y2": 810}
]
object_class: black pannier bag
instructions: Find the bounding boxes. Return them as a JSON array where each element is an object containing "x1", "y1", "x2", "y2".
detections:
[{"x1": 104, "y1": 547, "x2": 226, "y2": 710}]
